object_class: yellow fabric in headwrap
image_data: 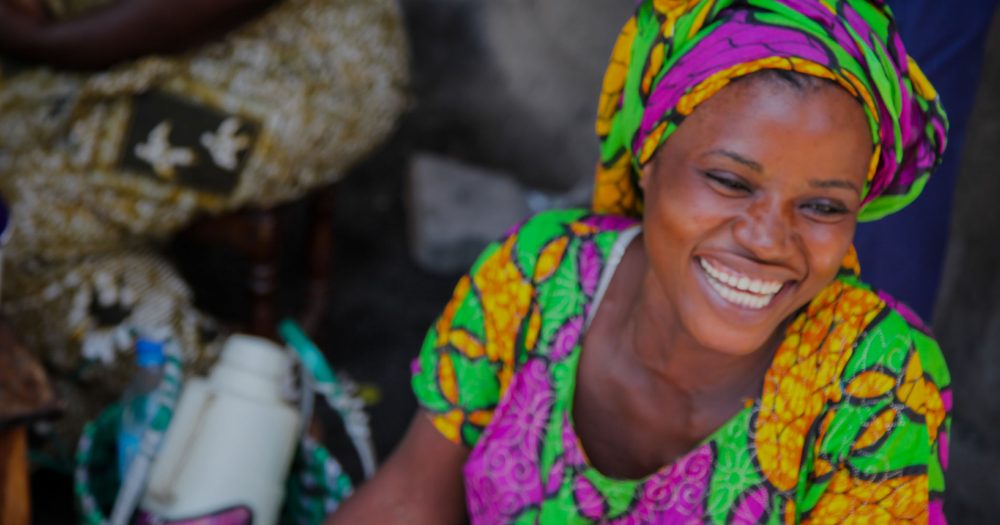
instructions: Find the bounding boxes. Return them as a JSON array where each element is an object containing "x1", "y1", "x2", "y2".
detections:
[{"x1": 592, "y1": 0, "x2": 947, "y2": 223}]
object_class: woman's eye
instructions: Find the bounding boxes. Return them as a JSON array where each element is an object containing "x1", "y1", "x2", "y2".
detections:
[
  {"x1": 802, "y1": 201, "x2": 849, "y2": 217},
  {"x1": 705, "y1": 172, "x2": 751, "y2": 194}
]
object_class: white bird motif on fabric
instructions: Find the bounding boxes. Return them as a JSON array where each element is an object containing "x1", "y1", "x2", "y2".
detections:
[
  {"x1": 134, "y1": 121, "x2": 196, "y2": 180},
  {"x1": 200, "y1": 117, "x2": 251, "y2": 171}
]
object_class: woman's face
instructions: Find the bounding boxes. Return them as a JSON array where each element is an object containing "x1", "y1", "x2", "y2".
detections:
[{"x1": 641, "y1": 76, "x2": 872, "y2": 356}]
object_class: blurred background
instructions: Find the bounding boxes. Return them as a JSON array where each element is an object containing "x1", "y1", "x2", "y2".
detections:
[{"x1": 6, "y1": 0, "x2": 1000, "y2": 522}]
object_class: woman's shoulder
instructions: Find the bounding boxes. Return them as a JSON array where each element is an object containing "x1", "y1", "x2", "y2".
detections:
[
  {"x1": 508, "y1": 208, "x2": 639, "y2": 239},
  {"x1": 828, "y1": 274, "x2": 950, "y2": 388},
  {"x1": 495, "y1": 208, "x2": 640, "y2": 271},
  {"x1": 787, "y1": 277, "x2": 952, "y2": 521}
]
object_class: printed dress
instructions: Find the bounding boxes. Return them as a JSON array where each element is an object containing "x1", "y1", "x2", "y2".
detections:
[{"x1": 412, "y1": 209, "x2": 951, "y2": 524}]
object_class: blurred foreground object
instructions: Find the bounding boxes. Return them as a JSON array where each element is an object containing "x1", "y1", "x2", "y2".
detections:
[
  {"x1": 0, "y1": 317, "x2": 61, "y2": 525},
  {"x1": 75, "y1": 325, "x2": 371, "y2": 524},
  {"x1": 0, "y1": 0, "x2": 408, "y2": 463},
  {"x1": 139, "y1": 335, "x2": 299, "y2": 524}
]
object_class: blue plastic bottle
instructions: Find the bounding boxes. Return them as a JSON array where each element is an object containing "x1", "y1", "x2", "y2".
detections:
[{"x1": 117, "y1": 338, "x2": 165, "y2": 479}]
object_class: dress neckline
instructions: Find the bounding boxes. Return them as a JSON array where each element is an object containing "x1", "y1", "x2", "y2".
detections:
[
  {"x1": 565, "y1": 225, "x2": 754, "y2": 484},
  {"x1": 584, "y1": 225, "x2": 641, "y2": 331}
]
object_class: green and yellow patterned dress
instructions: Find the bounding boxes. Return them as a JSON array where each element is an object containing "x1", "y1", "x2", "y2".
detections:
[{"x1": 413, "y1": 209, "x2": 950, "y2": 524}]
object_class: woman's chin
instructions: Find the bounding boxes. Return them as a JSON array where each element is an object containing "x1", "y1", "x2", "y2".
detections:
[
  {"x1": 680, "y1": 260, "x2": 795, "y2": 354},
  {"x1": 690, "y1": 325, "x2": 777, "y2": 358}
]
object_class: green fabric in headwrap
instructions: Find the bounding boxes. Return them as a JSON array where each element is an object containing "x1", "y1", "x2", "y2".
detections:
[{"x1": 593, "y1": 0, "x2": 948, "y2": 223}]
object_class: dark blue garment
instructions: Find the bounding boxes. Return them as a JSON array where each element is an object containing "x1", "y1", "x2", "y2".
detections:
[{"x1": 854, "y1": 0, "x2": 998, "y2": 322}]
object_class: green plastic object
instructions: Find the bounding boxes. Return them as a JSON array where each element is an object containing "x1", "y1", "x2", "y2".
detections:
[
  {"x1": 279, "y1": 319, "x2": 336, "y2": 384},
  {"x1": 278, "y1": 319, "x2": 377, "y2": 478}
]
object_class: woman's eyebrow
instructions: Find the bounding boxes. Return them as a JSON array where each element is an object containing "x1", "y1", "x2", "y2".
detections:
[
  {"x1": 704, "y1": 149, "x2": 763, "y2": 172},
  {"x1": 703, "y1": 150, "x2": 861, "y2": 194},
  {"x1": 810, "y1": 179, "x2": 861, "y2": 194}
]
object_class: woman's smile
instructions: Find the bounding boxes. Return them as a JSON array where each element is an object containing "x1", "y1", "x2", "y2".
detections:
[{"x1": 696, "y1": 256, "x2": 786, "y2": 310}]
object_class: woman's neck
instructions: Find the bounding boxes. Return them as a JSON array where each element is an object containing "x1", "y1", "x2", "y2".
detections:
[{"x1": 625, "y1": 256, "x2": 780, "y2": 403}]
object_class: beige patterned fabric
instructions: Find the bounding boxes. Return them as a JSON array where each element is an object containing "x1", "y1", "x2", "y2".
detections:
[{"x1": 0, "y1": 0, "x2": 409, "y2": 451}]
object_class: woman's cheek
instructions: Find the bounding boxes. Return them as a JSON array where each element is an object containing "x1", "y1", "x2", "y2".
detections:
[{"x1": 808, "y1": 224, "x2": 857, "y2": 277}]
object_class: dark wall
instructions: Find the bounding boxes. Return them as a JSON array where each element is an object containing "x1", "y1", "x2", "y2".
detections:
[
  {"x1": 399, "y1": 0, "x2": 632, "y2": 191},
  {"x1": 936, "y1": 9, "x2": 1000, "y2": 522}
]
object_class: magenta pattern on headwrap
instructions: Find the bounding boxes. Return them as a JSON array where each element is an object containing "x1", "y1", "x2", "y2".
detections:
[{"x1": 593, "y1": 0, "x2": 948, "y2": 222}]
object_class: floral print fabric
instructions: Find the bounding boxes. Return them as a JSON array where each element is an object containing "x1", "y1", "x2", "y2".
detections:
[{"x1": 412, "y1": 209, "x2": 951, "y2": 524}]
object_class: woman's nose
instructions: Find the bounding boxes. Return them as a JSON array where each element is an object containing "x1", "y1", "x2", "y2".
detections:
[{"x1": 732, "y1": 199, "x2": 795, "y2": 262}]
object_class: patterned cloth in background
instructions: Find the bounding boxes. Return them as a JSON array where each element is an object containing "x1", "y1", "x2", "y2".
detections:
[
  {"x1": 412, "y1": 209, "x2": 951, "y2": 524},
  {"x1": 592, "y1": 0, "x2": 948, "y2": 222},
  {"x1": 0, "y1": 0, "x2": 408, "y2": 453}
]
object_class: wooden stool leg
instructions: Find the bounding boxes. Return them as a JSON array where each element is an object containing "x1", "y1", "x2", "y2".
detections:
[
  {"x1": 248, "y1": 209, "x2": 280, "y2": 339},
  {"x1": 300, "y1": 184, "x2": 336, "y2": 338},
  {"x1": 0, "y1": 428, "x2": 30, "y2": 525}
]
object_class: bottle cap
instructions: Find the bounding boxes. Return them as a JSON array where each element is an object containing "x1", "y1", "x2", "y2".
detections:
[
  {"x1": 136, "y1": 338, "x2": 166, "y2": 367},
  {"x1": 219, "y1": 334, "x2": 290, "y2": 379}
]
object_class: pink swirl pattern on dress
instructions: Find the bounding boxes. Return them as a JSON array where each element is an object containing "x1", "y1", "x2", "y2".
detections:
[
  {"x1": 551, "y1": 316, "x2": 584, "y2": 362},
  {"x1": 561, "y1": 413, "x2": 587, "y2": 468},
  {"x1": 608, "y1": 443, "x2": 713, "y2": 524},
  {"x1": 573, "y1": 475, "x2": 609, "y2": 520},
  {"x1": 464, "y1": 358, "x2": 555, "y2": 524},
  {"x1": 579, "y1": 239, "x2": 603, "y2": 299},
  {"x1": 730, "y1": 485, "x2": 771, "y2": 524}
]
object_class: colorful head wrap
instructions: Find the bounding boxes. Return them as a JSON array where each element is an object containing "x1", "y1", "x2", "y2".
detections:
[{"x1": 593, "y1": 0, "x2": 948, "y2": 222}]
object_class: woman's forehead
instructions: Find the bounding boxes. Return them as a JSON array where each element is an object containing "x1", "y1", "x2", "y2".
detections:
[
  {"x1": 662, "y1": 79, "x2": 873, "y2": 178},
  {"x1": 685, "y1": 78, "x2": 868, "y2": 141}
]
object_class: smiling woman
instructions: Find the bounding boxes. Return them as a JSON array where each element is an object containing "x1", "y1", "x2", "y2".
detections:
[
  {"x1": 638, "y1": 75, "x2": 873, "y2": 357},
  {"x1": 326, "y1": 1, "x2": 951, "y2": 524}
]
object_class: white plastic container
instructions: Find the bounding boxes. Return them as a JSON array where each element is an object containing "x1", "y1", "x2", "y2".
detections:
[{"x1": 140, "y1": 334, "x2": 301, "y2": 525}]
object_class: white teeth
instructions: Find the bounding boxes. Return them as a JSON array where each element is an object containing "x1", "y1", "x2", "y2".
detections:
[
  {"x1": 706, "y1": 278, "x2": 771, "y2": 309},
  {"x1": 698, "y1": 258, "x2": 784, "y2": 310}
]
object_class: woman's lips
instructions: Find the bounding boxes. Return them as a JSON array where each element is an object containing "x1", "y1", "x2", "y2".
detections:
[{"x1": 698, "y1": 257, "x2": 785, "y2": 310}]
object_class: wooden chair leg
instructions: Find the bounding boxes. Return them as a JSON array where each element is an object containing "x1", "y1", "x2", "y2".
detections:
[
  {"x1": 248, "y1": 209, "x2": 280, "y2": 340},
  {"x1": 0, "y1": 428, "x2": 30, "y2": 525},
  {"x1": 176, "y1": 185, "x2": 334, "y2": 340},
  {"x1": 299, "y1": 184, "x2": 336, "y2": 338}
]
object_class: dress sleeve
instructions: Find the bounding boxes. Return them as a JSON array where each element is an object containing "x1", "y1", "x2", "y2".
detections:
[
  {"x1": 410, "y1": 224, "x2": 539, "y2": 448},
  {"x1": 800, "y1": 313, "x2": 952, "y2": 524}
]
